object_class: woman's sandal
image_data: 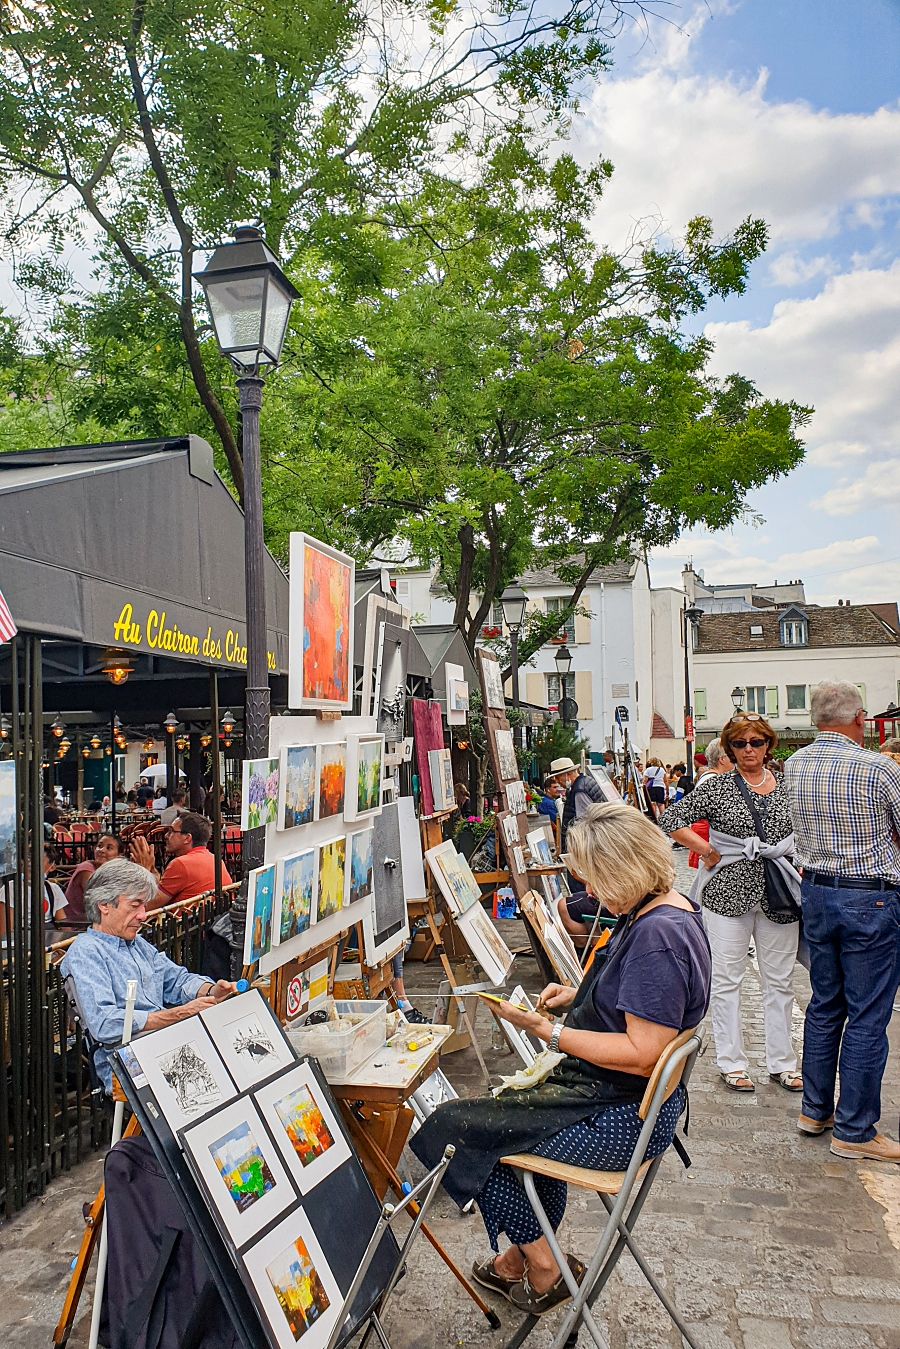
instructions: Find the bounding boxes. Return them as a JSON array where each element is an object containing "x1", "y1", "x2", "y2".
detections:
[
  {"x1": 471, "y1": 1256, "x2": 523, "y2": 1302},
  {"x1": 721, "y1": 1071, "x2": 755, "y2": 1092},
  {"x1": 508, "y1": 1254, "x2": 587, "y2": 1316},
  {"x1": 771, "y1": 1070, "x2": 803, "y2": 1093}
]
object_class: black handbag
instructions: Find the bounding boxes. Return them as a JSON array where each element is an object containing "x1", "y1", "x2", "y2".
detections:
[{"x1": 733, "y1": 774, "x2": 801, "y2": 921}]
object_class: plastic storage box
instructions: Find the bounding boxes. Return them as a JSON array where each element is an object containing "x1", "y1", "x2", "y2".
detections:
[{"x1": 286, "y1": 1000, "x2": 387, "y2": 1081}]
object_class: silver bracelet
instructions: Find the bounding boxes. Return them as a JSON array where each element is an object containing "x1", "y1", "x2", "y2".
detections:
[{"x1": 548, "y1": 1023, "x2": 563, "y2": 1054}]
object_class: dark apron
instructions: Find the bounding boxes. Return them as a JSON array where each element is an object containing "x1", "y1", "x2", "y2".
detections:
[{"x1": 410, "y1": 901, "x2": 655, "y2": 1206}]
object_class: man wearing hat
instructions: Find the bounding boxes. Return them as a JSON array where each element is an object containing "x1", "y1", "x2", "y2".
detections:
[{"x1": 549, "y1": 756, "x2": 607, "y2": 849}]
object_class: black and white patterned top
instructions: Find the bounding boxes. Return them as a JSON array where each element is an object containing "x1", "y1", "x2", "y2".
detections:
[{"x1": 659, "y1": 771, "x2": 795, "y2": 922}]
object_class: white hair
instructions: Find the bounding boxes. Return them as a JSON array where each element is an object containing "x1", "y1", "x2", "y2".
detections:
[
  {"x1": 810, "y1": 681, "x2": 863, "y2": 729},
  {"x1": 84, "y1": 858, "x2": 156, "y2": 924},
  {"x1": 705, "y1": 738, "x2": 730, "y2": 769}
]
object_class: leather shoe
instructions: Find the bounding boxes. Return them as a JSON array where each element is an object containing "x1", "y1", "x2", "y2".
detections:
[
  {"x1": 797, "y1": 1113, "x2": 834, "y2": 1135},
  {"x1": 830, "y1": 1133, "x2": 900, "y2": 1162}
]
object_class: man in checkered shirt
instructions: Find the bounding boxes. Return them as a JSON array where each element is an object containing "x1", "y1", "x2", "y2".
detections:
[{"x1": 784, "y1": 680, "x2": 900, "y2": 1162}]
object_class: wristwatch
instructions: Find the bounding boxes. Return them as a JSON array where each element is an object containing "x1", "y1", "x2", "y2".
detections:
[{"x1": 548, "y1": 1023, "x2": 563, "y2": 1054}]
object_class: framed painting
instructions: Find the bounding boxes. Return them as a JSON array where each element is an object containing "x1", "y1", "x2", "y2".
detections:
[
  {"x1": 505, "y1": 780, "x2": 527, "y2": 815},
  {"x1": 373, "y1": 621, "x2": 410, "y2": 742},
  {"x1": 424, "y1": 839, "x2": 482, "y2": 916},
  {"x1": 347, "y1": 828, "x2": 374, "y2": 907},
  {"x1": 541, "y1": 869, "x2": 570, "y2": 908},
  {"x1": 498, "y1": 812, "x2": 520, "y2": 846},
  {"x1": 479, "y1": 653, "x2": 505, "y2": 710},
  {"x1": 344, "y1": 735, "x2": 384, "y2": 822},
  {"x1": 240, "y1": 758, "x2": 279, "y2": 831},
  {"x1": 180, "y1": 1096, "x2": 296, "y2": 1248},
  {"x1": 494, "y1": 728, "x2": 518, "y2": 783},
  {"x1": 411, "y1": 699, "x2": 444, "y2": 816},
  {"x1": 244, "y1": 864, "x2": 277, "y2": 965},
  {"x1": 254, "y1": 1060, "x2": 352, "y2": 1195},
  {"x1": 201, "y1": 989, "x2": 296, "y2": 1091},
  {"x1": 288, "y1": 533, "x2": 355, "y2": 711},
  {"x1": 455, "y1": 902, "x2": 514, "y2": 987},
  {"x1": 0, "y1": 760, "x2": 15, "y2": 875},
  {"x1": 444, "y1": 661, "x2": 467, "y2": 727},
  {"x1": 275, "y1": 848, "x2": 317, "y2": 945},
  {"x1": 427, "y1": 748, "x2": 455, "y2": 812},
  {"x1": 316, "y1": 742, "x2": 346, "y2": 821},
  {"x1": 362, "y1": 801, "x2": 410, "y2": 965},
  {"x1": 128, "y1": 1019, "x2": 237, "y2": 1134},
  {"x1": 316, "y1": 837, "x2": 346, "y2": 921},
  {"x1": 277, "y1": 744, "x2": 317, "y2": 831},
  {"x1": 526, "y1": 828, "x2": 554, "y2": 866},
  {"x1": 242, "y1": 1205, "x2": 343, "y2": 1349}
]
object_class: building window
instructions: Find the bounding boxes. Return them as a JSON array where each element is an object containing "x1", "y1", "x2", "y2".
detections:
[
  {"x1": 780, "y1": 619, "x2": 807, "y2": 646},
  {"x1": 694, "y1": 689, "x2": 707, "y2": 720},
  {"x1": 745, "y1": 685, "x2": 767, "y2": 714},
  {"x1": 547, "y1": 673, "x2": 575, "y2": 708},
  {"x1": 787, "y1": 684, "x2": 807, "y2": 711},
  {"x1": 545, "y1": 596, "x2": 575, "y2": 643}
]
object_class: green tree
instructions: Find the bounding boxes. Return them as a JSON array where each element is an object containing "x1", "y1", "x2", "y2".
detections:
[{"x1": 0, "y1": 0, "x2": 645, "y2": 496}]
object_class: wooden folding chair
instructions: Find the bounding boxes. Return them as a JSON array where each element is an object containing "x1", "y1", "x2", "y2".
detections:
[{"x1": 500, "y1": 1027, "x2": 703, "y2": 1349}]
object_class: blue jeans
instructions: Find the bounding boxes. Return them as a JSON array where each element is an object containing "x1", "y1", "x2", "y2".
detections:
[{"x1": 800, "y1": 880, "x2": 900, "y2": 1141}]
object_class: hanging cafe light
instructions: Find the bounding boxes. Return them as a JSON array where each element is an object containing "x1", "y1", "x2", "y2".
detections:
[
  {"x1": 90, "y1": 733, "x2": 102, "y2": 750},
  {"x1": 101, "y1": 648, "x2": 134, "y2": 686},
  {"x1": 221, "y1": 709, "x2": 235, "y2": 736},
  {"x1": 143, "y1": 738, "x2": 155, "y2": 752},
  {"x1": 175, "y1": 735, "x2": 188, "y2": 752},
  {"x1": 0, "y1": 714, "x2": 10, "y2": 740},
  {"x1": 59, "y1": 737, "x2": 71, "y2": 754},
  {"x1": 50, "y1": 714, "x2": 65, "y2": 738},
  {"x1": 82, "y1": 747, "x2": 90, "y2": 759},
  {"x1": 200, "y1": 733, "x2": 212, "y2": 748},
  {"x1": 164, "y1": 712, "x2": 179, "y2": 734}
]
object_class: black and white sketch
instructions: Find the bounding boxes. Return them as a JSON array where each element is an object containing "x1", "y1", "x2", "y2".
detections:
[
  {"x1": 202, "y1": 989, "x2": 296, "y2": 1092},
  {"x1": 499, "y1": 812, "x2": 520, "y2": 846},
  {"x1": 374, "y1": 621, "x2": 410, "y2": 742},
  {"x1": 129, "y1": 1019, "x2": 237, "y2": 1133},
  {"x1": 505, "y1": 780, "x2": 527, "y2": 815},
  {"x1": 480, "y1": 654, "x2": 505, "y2": 710},
  {"x1": 494, "y1": 728, "x2": 518, "y2": 782}
]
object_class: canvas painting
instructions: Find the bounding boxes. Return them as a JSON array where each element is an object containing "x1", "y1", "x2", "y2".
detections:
[
  {"x1": 505, "y1": 780, "x2": 527, "y2": 815},
  {"x1": 374, "y1": 621, "x2": 409, "y2": 741},
  {"x1": 278, "y1": 745, "x2": 317, "y2": 831},
  {"x1": 527, "y1": 829, "x2": 553, "y2": 866},
  {"x1": 255, "y1": 1060, "x2": 352, "y2": 1194},
  {"x1": 444, "y1": 661, "x2": 467, "y2": 726},
  {"x1": 244, "y1": 864, "x2": 277, "y2": 965},
  {"x1": 411, "y1": 699, "x2": 445, "y2": 816},
  {"x1": 511, "y1": 845, "x2": 526, "y2": 874},
  {"x1": 362, "y1": 801, "x2": 410, "y2": 965},
  {"x1": 0, "y1": 760, "x2": 15, "y2": 877},
  {"x1": 289, "y1": 533, "x2": 354, "y2": 711},
  {"x1": 425, "y1": 840, "x2": 482, "y2": 916},
  {"x1": 128, "y1": 1020, "x2": 236, "y2": 1134},
  {"x1": 456, "y1": 902, "x2": 515, "y2": 987},
  {"x1": 344, "y1": 735, "x2": 383, "y2": 822},
  {"x1": 494, "y1": 728, "x2": 518, "y2": 783},
  {"x1": 347, "y1": 828, "x2": 374, "y2": 907},
  {"x1": 316, "y1": 743, "x2": 345, "y2": 821},
  {"x1": 316, "y1": 838, "x2": 345, "y2": 921},
  {"x1": 181, "y1": 1097, "x2": 295, "y2": 1247},
  {"x1": 427, "y1": 748, "x2": 454, "y2": 811},
  {"x1": 449, "y1": 679, "x2": 469, "y2": 713},
  {"x1": 202, "y1": 989, "x2": 296, "y2": 1090},
  {"x1": 480, "y1": 655, "x2": 505, "y2": 710},
  {"x1": 241, "y1": 758, "x2": 279, "y2": 831},
  {"x1": 242, "y1": 1209, "x2": 342, "y2": 1349},
  {"x1": 542, "y1": 870, "x2": 570, "y2": 908},
  {"x1": 499, "y1": 812, "x2": 520, "y2": 846},
  {"x1": 277, "y1": 849, "x2": 316, "y2": 944}
]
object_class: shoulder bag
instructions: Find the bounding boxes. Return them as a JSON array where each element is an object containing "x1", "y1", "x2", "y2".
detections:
[{"x1": 733, "y1": 774, "x2": 801, "y2": 921}]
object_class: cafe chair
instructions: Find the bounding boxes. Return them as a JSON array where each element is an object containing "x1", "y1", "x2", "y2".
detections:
[{"x1": 500, "y1": 1027, "x2": 703, "y2": 1349}]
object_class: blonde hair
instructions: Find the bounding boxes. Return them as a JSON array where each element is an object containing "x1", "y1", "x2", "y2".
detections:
[{"x1": 566, "y1": 802, "x2": 675, "y2": 910}]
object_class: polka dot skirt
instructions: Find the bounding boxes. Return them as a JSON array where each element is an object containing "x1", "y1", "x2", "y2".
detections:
[{"x1": 476, "y1": 1086, "x2": 685, "y2": 1250}]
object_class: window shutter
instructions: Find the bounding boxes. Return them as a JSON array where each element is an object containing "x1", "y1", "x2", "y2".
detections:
[
  {"x1": 765, "y1": 686, "x2": 779, "y2": 717},
  {"x1": 524, "y1": 672, "x2": 545, "y2": 707},
  {"x1": 573, "y1": 609, "x2": 592, "y2": 644},
  {"x1": 855, "y1": 683, "x2": 866, "y2": 708},
  {"x1": 574, "y1": 670, "x2": 593, "y2": 719},
  {"x1": 694, "y1": 689, "x2": 707, "y2": 720}
]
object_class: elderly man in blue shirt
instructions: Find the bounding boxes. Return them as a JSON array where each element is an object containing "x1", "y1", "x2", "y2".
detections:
[{"x1": 60, "y1": 857, "x2": 236, "y2": 1093}]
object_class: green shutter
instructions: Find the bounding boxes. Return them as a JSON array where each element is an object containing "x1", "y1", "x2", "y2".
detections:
[
  {"x1": 694, "y1": 689, "x2": 707, "y2": 719},
  {"x1": 765, "y1": 686, "x2": 779, "y2": 717},
  {"x1": 855, "y1": 682, "x2": 866, "y2": 709}
]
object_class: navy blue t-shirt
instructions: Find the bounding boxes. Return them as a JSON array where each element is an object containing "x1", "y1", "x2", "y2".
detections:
[{"x1": 592, "y1": 900, "x2": 711, "y2": 1032}]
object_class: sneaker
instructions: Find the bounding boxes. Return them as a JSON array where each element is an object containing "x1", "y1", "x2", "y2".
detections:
[
  {"x1": 830, "y1": 1133, "x2": 900, "y2": 1162},
  {"x1": 797, "y1": 1113, "x2": 834, "y2": 1135}
]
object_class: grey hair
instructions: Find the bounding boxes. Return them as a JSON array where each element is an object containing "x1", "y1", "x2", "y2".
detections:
[
  {"x1": 810, "y1": 680, "x2": 863, "y2": 728},
  {"x1": 84, "y1": 858, "x2": 156, "y2": 924},
  {"x1": 705, "y1": 738, "x2": 731, "y2": 769}
]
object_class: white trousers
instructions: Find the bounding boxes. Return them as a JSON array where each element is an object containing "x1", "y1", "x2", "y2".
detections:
[{"x1": 703, "y1": 905, "x2": 799, "y2": 1076}]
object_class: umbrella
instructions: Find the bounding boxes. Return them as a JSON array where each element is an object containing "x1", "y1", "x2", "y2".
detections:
[{"x1": 139, "y1": 763, "x2": 186, "y2": 781}]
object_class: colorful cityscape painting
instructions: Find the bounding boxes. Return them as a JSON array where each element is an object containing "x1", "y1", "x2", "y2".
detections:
[
  {"x1": 316, "y1": 839, "x2": 345, "y2": 921},
  {"x1": 317, "y1": 743, "x2": 345, "y2": 820},
  {"x1": 302, "y1": 541, "x2": 351, "y2": 707},
  {"x1": 209, "y1": 1119, "x2": 276, "y2": 1214},
  {"x1": 266, "y1": 1232, "x2": 331, "y2": 1341},
  {"x1": 348, "y1": 829, "x2": 374, "y2": 906},
  {"x1": 281, "y1": 745, "x2": 316, "y2": 829},
  {"x1": 280, "y1": 849, "x2": 315, "y2": 943},
  {"x1": 274, "y1": 1084, "x2": 336, "y2": 1168},
  {"x1": 245, "y1": 864, "x2": 277, "y2": 964},
  {"x1": 0, "y1": 761, "x2": 15, "y2": 876}
]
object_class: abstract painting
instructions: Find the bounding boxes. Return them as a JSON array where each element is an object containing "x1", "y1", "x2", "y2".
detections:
[
  {"x1": 479, "y1": 654, "x2": 505, "y2": 710},
  {"x1": 424, "y1": 840, "x2": 482, "y2": 916},
  {"x1": 0, "y1": 761, "x2": 15, "y2": 877},
  {"x1": 241, "y1": 758, "x2": 279, "y2": 831},
  {"x1": 243, "y1": 1208, "x2": 342, "y2": 1349},
  {"x1": 201, "y1": 988, "x2": 296, "y2": 1090},
  {"x1": 289, "y1": 533, "x2": 354, "y2": 711},
  {"x1": 344, "y1": 735, "x2": 383, "y2": 822},
  {"x1": 244, "y1": 864, "x2": 277, "y2": 965},
  {"x1": 316, "y1": 837, "x2": 345, "y2": 921},
  {"x1": 279, "y1": 745, "x2": 316, "y2": 830},
  {"x1": 182, "y1": 1097, "x2": 294, "y2": 1248},
  {"x1": 278, "y1": 849, "x2": 316, "y2": 944},
  {"x1": 494, "y1": 728, "x2": 518, "y2": 783},
  {"x1": 347, "y1": 828, "x2": 374, "y2": 907},
  {"x1": 255, "y1": 1060, "x2": 352, "y2": 1194},
  {"x1": 129, "y1": 1020, "x2": 236, "y2": 1134},
  {"x1": 411, "y1": 698, "x2": 444, "y2": 816},
  {"x1": 316, "y1": 743, "x2": 345, "y2": 821},
  {"x1": 374, "y1": 621, "x2": 409, "y2": 741}
]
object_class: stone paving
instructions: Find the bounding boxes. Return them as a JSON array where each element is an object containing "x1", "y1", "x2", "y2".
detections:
[{"x1": 5, "y1": 848, "x2": 900, "y2": 1347}]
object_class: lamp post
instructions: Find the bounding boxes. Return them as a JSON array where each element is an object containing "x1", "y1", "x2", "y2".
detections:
[
  {"x1": 554, "y1": 643, "x2": 573, "y2": 726},
  {"x1": 731, "y1": 687, "x2": 745, "y2": 713},
  {"x1": 682, "y1": 603, "x2": 702, "y2": 784},
  {"x1": 500, "y1": 585, "x2": 527, "y2": 748}
]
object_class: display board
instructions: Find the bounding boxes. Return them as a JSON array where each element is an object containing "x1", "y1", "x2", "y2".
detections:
[
  {"x1": 114, "y1": 992, "x2": 399, "y2": 1349},
  {"x1": 476, "y1": 651, "x2": 532, "y2": 901}
]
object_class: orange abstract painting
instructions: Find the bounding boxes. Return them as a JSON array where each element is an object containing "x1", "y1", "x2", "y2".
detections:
[{"x1": 302, "y1": 543, "x2": 351, "y2": 705}]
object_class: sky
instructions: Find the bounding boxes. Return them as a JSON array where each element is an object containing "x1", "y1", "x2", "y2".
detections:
[{"x1": 569, "y1": 0, "x2": 900, "y2": 605}]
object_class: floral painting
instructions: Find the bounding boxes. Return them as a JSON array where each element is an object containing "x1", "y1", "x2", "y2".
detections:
[
  {"x1": 316, "y1": 838, "x2": 345, "y2": 920},
  {"x1": 302, "y1": 541, "x2": 351, "y2": 706},
  {"x1": 241, "y1": 758, "x2": 279, "y2": 831},
  {"x1": 317, "y1": 743, "x2": 345, "y2": 820}
]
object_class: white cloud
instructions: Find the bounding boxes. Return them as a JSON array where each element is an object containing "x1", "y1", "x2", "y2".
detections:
[
  {"x1": 817, "y1": 460, "x2": 900, "y2": 516},
  {"x1": 766, "y1": 252, "x2": 838, "y2": 287}
]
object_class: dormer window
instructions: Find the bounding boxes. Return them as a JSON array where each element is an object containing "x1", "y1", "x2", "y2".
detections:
[{"x1": 780, "y1": 607, "x2": 808, "y2": 646}]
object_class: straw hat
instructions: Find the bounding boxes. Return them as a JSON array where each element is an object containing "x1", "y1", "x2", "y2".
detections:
[{"x1": 549, "y1": 757, "x2": 577, "y2": 774}]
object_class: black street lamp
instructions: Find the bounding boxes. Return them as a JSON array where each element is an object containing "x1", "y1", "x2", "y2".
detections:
[
  {"x1": 500, "y1": 585, "x2": 527, "y2": 746},
  {"x1": 682, "y1": 603, "x2": 702, "y2": 783},
  {"x1": 731, "y1": 686, "x2": 745, "y2": 712},
  {"x1": 554, "y1": 643, "x2": 573, "y2": 726}
]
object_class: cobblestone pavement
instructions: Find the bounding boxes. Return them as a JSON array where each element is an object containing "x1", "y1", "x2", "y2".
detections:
[{"x1": 7, "y1": 848, "x2": 900, "y2": 1347}]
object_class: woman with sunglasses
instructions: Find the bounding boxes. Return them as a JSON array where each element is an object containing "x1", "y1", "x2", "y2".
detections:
[{"x1": 659, "y1": 714, "x2": 801, "y2": 1094}]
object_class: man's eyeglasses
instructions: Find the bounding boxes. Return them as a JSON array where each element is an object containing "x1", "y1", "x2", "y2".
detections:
[{"x1": 730, "y1": 738, "x2": 767, "y2": 749}]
